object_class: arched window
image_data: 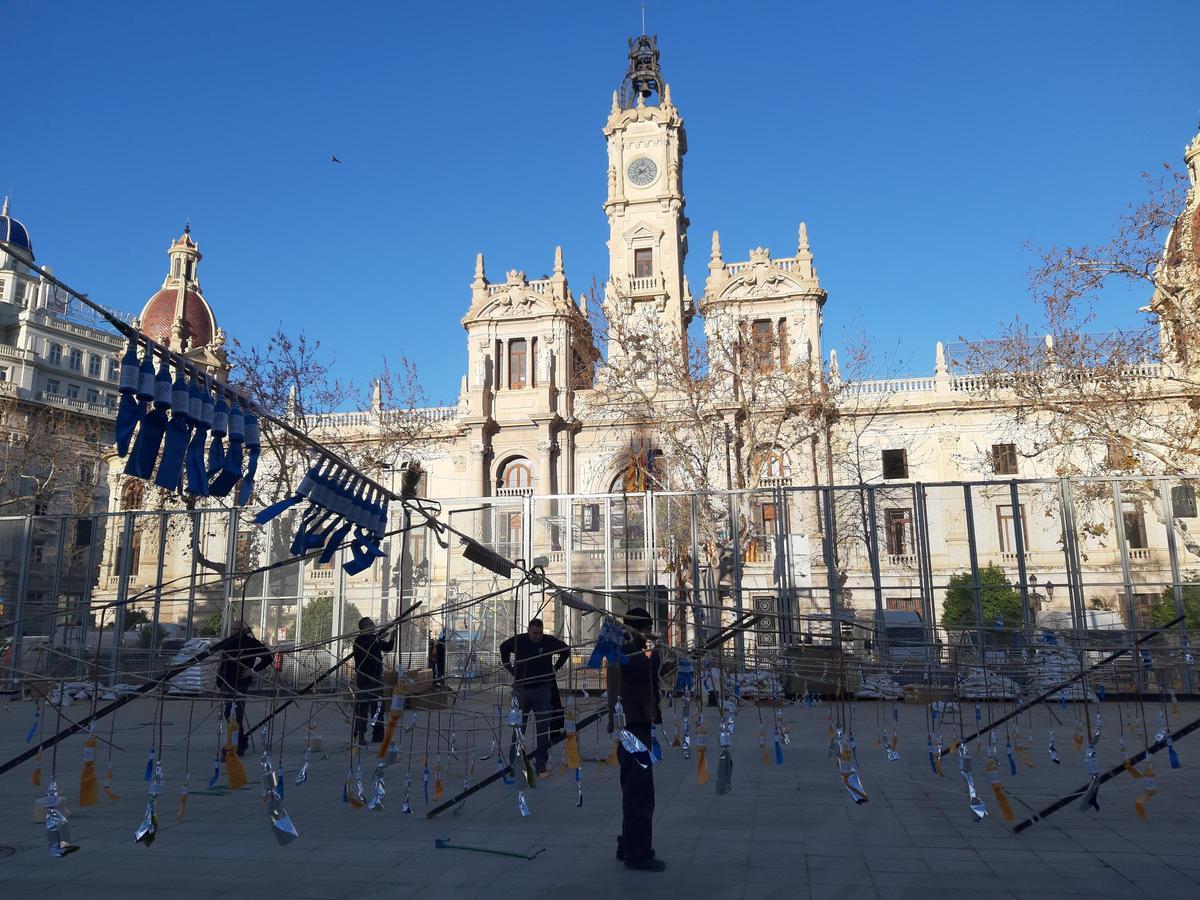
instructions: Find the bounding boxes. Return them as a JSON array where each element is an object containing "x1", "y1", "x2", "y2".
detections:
[
  {"x1": 498, "y1": 458, "x2": 533, "y2": 494},
  {"x1": 756, "y1": 448, "x2": 791, "y2": 485},
  {"x1": 120, "y1": 480, "x2": 144, "y2": 511},
  {"x1": 48, "y1": 343, "x2": 63, "y2": 365},
  {"x1": 69, "y1": 348, "x2": 83, "y2": 371}
]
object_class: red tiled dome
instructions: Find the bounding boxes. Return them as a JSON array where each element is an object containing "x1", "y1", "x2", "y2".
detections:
[{"x1": 139, "y1": 287, "x2": 216, "y2": 349}]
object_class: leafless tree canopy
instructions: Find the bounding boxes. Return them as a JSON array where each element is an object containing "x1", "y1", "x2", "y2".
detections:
[
  {"x1": 229, "y1": 328, "x2": 435, "y2": 505},
  {"x1": 0, "y1": 398, "x2": 103, "y2": 515},
  {"x1": 963, "y1": 165, "x2": 1198, "y2": 475}
]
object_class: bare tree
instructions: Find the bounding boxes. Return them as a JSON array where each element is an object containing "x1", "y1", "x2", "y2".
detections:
[
  {"x1": 962, "y1": 164, "x2": 1198, "y2": 476},
  {"x1": 0, "y1": 394, "x2": 105, "y2": 516},
  {"x1": 229, "y1": 328, "x2": 438, "y2": 506}
]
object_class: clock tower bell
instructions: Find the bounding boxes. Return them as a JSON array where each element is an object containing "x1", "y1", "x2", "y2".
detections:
[{"x1": 602, "y1": 35, "x2": 692, "y2": 361}]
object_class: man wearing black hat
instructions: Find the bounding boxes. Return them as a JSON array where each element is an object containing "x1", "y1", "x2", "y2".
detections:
[{"x1": 607, "y1": 606, "x2": 665, "y2": 872}]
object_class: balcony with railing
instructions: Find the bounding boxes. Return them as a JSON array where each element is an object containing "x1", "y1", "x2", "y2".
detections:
[
  {"x1": 306, "y1": 405, "x2": 459, "y2": 431},
  {"x1": 36, "y1": 390, "x2": 117, "y2": 419},
  {"x1": 496, "y1": 487, "x2": 533, "y2": 498},
  {"x1": 628, "y1": 274, "x2": 662, "y2": 296}
]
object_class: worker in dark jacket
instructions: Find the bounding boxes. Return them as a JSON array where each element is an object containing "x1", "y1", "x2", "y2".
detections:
[
  {"x1": 352, "y1": 617, "x2": 395, "y2": 745},
  {"x1": 607, "y1": 607, "x2": 665, "y2": 872},
  {"x1": 499, "y1": 617, "x2": 568, "y2": 774},
  {"x1": 216, "y1": 620, "x2": 272, "y2": 756}
]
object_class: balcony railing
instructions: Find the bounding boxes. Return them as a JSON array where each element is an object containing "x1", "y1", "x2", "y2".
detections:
[
  {"x1": 496, "y1": 487, "x2": 533, "y2": 498},
  {"x1": 628, "y1": 275, "x2": 662, "y2": 295}
]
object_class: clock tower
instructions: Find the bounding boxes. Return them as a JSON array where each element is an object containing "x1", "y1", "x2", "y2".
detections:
[{"x1": 602, "y1": 35, "x2": 692, "y2": 361}]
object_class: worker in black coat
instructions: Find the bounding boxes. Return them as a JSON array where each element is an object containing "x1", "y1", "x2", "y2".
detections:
[
  {"x1": 500, "y1": 617, "x2": 568, "y2": 774},
  {"x1": 216, "y1": 620, "x2": 272, "y2": 756},
  {"x1": 352, "y1": 617, "x2": 395, "y2": 745},
  {"x1": 607, "y1": 606, "x2": 666, "y2": 872}
]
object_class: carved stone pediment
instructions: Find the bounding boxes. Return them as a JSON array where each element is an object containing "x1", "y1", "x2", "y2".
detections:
[
  {"x1": 719, "y1": 255, "x2": 804, "y2": 302},
  {"x1": 480, "y1": 290, "x2": 551, "y2": 319}
]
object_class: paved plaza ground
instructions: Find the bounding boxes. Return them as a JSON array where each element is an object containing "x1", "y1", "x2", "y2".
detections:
[{"x1": 0, "y1": 693, "x2": 1197, "y2": 898}]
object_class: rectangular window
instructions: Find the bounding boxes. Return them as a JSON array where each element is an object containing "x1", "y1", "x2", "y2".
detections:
[
  {"x1": 881, "y1": 449, "x2": 908, "y2": 480},
  {"x1": 991, "y1": 443, "x2": 1018, "y2": 475},
  {"x1": 1131, "y1": 593, "x2": 1158, "y2": 628},
  {"x1": 777, "y1": 317, "x2": 788, "y2": 368},
  {"x1": 79, "y1": 464, "x2": 93, "y2": 484},
  {"x1": 107, "y1": 359, "x2": 118, "y2": 381},
  {"x1": 86, "y1": 388, "x2": 99, "y2": 404},
  {"x1": 1122, "y1": 502, "x2": 1147, "y2": 549},
  {"x1": 759, "y1": 502, "x2": 778, "y2": 532},
  {"x1": 88, "y1": 355, "x2": 101, "y2": 377},
  {"x1": 0, "y1": 366, "x2": 7, "y2": 382},
  {"x1": 751, "y1": 320, "x2": 775, "y2": 370},
  {"x1": 508, "y1": 339, "x2": 527, "y2": 389},
  {"x1": 884, "y1": 508, "x2": 912, "y2": 556},
  {"x1": 997, "y1": 504, "x2": 1029, "y2": 553},
  {"x1": 66, "y1": 384, "x2": 80, "y2": 399},
  {"x1": 69, "y1": 349, "x2": 83, "y2": 371},
  {"x1": 1171, "y1": 484, "x2": 1197, "y2": 518},
  {"x1": 633, "y1": 248, "x2": 653, "y2": 278},
  {"x1": 46, "y1": 379, "x2": 60, "y2": 394}
]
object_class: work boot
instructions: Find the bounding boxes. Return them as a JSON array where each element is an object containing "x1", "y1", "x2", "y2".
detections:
[{"x1": 625, "y1": 857, "x2": 666, "y2": 872}]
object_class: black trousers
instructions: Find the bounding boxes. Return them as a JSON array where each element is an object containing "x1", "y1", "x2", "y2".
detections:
[
  {"x1": 220, "y1": 686, "x2": 248, "y2": 751},
  {"x1": 353, "y1": 685, "x2": 385, "y2": 741},
  {"x1": 618, "y1": 722, "x2": 655, "y2": 862}
]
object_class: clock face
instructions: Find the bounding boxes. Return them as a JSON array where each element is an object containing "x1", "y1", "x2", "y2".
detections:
[{"x1": 627, "y1": 157, "x2": 658, "y2": 187}]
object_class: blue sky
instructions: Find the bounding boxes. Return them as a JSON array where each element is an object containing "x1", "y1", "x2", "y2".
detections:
[{"x1": 3, "y1": 1, "x2": 1196, "y2": 403}]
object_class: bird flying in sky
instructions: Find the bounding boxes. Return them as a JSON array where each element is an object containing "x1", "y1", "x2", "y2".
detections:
[{"x1": 331, "y1": 154, "x2": 342, "y2": 164}]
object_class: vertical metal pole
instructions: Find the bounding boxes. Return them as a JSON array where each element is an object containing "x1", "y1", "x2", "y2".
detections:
[
  {"x1": 1057, "y1": 478, "x2": 1086, "y2": 646},
  {"x1": 1110, "y1": 481, "x2": 1140, "y2": 688},
  {"x1": 913, "y1": 483, "x2": 936, "y2": 646},
  {"x1": 110, "y1": 511, "x2": 135, "y2": 686},
  {"x1": 184, "y1": 510, "x2": 200, "y2": 641},
  {"x1": 689, "y1": 494, "x2": 703, "y2": 647},
  {"x1": 1008, "y1": 480, "x2": 1031, "y2": 637},
  {"x1": 729, "y1": 488, "x2": 744, "y2": 665},
  {"x1": 777, "y1": 486, "x2": 794, "y2": 648},
  {"x1": 821, "y1": 487, "x2": 841, "y2": 649},
  {"x1": 221, "y1": 508, "x2": 240, "y2": 634},
  {"x1": 1159, "y1": 480, "x2": 1192, "y2": 692},
  {"x1": 565, "y1": 495, "x2": 575, "y2": 638},
  {"x1": 77, "y1": 515, "x2": 100, "y2": 679},
  {"x1": 865, "y1": 487, "x2": 886, "y2": 660},
  {"x1": 962, "y1": 484, "x2": 987, "y2": 668},
  {"x1": 603, "y1": 496, "x2": 613, "y2": 614},
  {"x1": 645, "y1": 490, "x2": 656, "y2": 618},
  {"x1": 149, "y1": 511, "x2": 168, "y2": 660},
  {"x1": 7, "y1": 515, "x2": 33, "y2": 691},
  {"x1": 49, "y1": 516, "x2": 65, "y2": 660}
]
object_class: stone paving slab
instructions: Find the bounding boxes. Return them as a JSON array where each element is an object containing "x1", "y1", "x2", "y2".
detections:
[{"x1": 0, "y1": 695, "x2": 1197, "y2": 897}]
